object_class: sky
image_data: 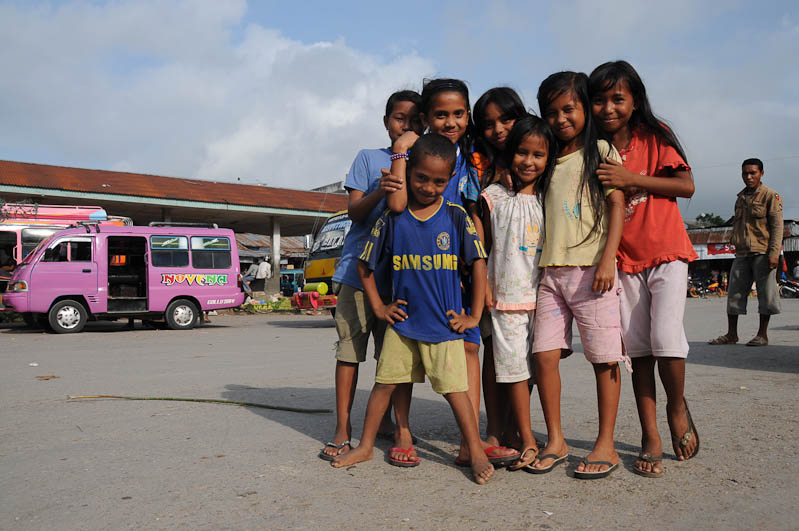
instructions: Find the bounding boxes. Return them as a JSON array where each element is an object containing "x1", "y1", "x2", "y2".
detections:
[{"x1": 1, "y1": 0, "x2": 797, "y2": 220}]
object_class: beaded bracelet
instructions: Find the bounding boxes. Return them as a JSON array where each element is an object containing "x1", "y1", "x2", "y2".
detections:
[{"x1": 390, "y1": 152, "x2": 409, "y2": 161}]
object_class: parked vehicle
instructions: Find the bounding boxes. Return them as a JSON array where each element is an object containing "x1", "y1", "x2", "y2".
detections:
[
  {"x1": 0, "y1": 203, "x2": 131, "y2": 295},
  {"x1": 3, "y1": 223, "x2": 245, "y2": 333},
  {"x1": 299, "y1": 210, "x2": 351, "y2": 312},
  {"x1": 778, "y1": 277, "x2": 799, "y2": 298},
  {"x1": 688, "y1": 277, "x2": 725, "y2": 298}
]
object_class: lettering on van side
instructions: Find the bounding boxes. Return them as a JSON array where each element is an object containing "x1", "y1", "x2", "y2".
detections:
[
  {"x1": 207, "y1": 298, "x2": 236, "y2": 305},
  {"x1": 160, "y1": 273, "x2": 229, "y2": 286}
]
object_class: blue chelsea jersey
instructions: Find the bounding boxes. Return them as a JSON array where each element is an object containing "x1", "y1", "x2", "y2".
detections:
[{"x1": 359, "y1": 200, "x2": 487, "y2": 343}]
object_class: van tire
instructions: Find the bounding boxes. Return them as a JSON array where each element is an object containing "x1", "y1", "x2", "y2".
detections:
[
  {"x1": 165, "y1": 299, "x2": 198, "y2": 330},
  {"x1": 49, "y1": 299, "x2": 88, "y2": 334}
]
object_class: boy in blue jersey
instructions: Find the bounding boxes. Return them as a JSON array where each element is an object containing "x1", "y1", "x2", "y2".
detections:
[
  {"x1": 332, "y1": 134, "x2": 494, "y2": 484},
  {"x1": 320, "y1": 91, "x2": 423, "y2": 462}
]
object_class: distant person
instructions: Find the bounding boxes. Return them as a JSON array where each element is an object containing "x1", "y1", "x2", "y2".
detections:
[
  {"x1": 256, "y1": 258, "x2": 272, "y2": 280},
  {"x1": 242, "y1": 261, "x2": 259, "y2": 293},
  {"x1": 710, "y1": 158, "x2": 783, "y2": 346}
]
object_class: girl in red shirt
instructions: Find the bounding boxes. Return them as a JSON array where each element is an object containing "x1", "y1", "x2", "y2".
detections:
[{"x1": 589, "y1": 61, "x2": 700, "y2": 477}]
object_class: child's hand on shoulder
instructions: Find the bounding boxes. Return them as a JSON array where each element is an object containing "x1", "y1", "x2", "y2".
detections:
[
  {"x1": 379, "y1": 168, "x2": 404, "y2": 194},
  {"x1": 597, "y1": 158, "x2": 637, "y2": 190},
  {"x1": 392, "y1": 131, "x2": 420, "y2": 154},
  {"x1": 592, "y1": 260, "x2": 616, "y2": 293},
  {"x1": 377, "y1": 299, "x2": 408, "y2": 324},
  {"x1": 446, "y1": 309, "x2": 478, "y2": 333},
  {"x1": 497, "y1": 167, "x2": 514, "y2": 191}
]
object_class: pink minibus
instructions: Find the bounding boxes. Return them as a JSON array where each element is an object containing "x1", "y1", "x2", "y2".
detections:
[{"x1": 3, "y1": 223, "x2": 246, "y2": 332}]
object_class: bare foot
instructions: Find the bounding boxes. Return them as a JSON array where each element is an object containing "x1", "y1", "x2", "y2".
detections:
[
  {"x1": 472, "y1": 455, "x2": 494, "y2": 485},
  {"x1": 331, "y1": 445, "x2": 373, "y2": 468},
  {"x1": 668, "y1": 399, "x2": 699, "y2": 460},
  {"x1": 531, "y1": 440, "x2": 569, "y2": 471},
  {"x1": 577, "y1": 444, "x2": 619, "y2": 474}
]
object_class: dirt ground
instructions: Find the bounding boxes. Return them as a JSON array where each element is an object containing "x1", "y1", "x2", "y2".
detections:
[{"x1": 1, "y1": 297, "x2": 797, "y2": 530}]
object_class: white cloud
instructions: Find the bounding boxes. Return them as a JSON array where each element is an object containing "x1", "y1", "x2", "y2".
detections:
[{"x1": 0, "y1": 0, "x2": 434, "y2": 189}]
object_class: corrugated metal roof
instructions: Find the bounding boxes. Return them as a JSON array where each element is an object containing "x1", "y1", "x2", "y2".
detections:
[
  {"x1": 235, "y1": 233, "x2": 307, "y2": 258},
  {"x1": 0, "y1": 160, "x2": 347, "y2": 214}
]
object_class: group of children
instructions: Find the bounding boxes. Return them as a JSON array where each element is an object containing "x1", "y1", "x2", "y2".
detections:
[{"x1": 318, "y1": 61, "x2": 700, "y2": 485}]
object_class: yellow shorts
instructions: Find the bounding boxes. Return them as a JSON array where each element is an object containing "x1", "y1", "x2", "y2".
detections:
[
  {"x1": 334, "y1": 284, "x2": 388, "y2": 363},
  {"x1": 375, "y1": 327, "x2": 468, "y2": 395}
]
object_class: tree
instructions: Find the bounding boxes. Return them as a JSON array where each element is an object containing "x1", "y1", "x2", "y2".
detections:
[{"x1": 695, "y1": 212, "x2": 727, "y2": 227}]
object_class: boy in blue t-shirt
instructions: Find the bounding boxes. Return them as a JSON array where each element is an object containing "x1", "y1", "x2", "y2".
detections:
[{"x1": 332, "y1": 134, "x2": 494, "y2": 485}]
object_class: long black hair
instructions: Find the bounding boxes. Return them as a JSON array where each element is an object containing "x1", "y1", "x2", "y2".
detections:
[
  {"x1": 420, "y1": 78, "x2": 475, "y2": 170},
  {"x1": 588, "y1": 60, "x2": 688, "y2": 162},
  {"x1": 473, "y1": 87, "x2": 527, "y2": 186},
  {"x1": 502, "y1": 115, "x2": 556, "y2": 196},
  {"x1": 537, "y1": 71, "x2": 605, "y2": 243}
]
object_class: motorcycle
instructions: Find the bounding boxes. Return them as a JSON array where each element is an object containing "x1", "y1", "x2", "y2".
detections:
[
  {"x1": 688, "y1": 277, "x2": 725, "y2": 298},
  {"x1": 778, "y1": 278, "x2": 799, "y2": 298}
]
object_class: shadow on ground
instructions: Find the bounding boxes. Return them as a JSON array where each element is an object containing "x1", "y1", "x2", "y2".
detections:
[
  {"x1": 686, "y1": 341, "x2": 799, "y2": 373},
  {"x1": 266, "y1": 319, "x2": 335, "y2": 329},
  {"x1": 220, "y1": 384, "x2": 656, "y2": 470}
]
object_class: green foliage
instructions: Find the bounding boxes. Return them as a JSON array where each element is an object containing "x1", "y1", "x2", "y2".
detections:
[{"x1": 696, "y1": 212, "x2": 726, "y2": 227}]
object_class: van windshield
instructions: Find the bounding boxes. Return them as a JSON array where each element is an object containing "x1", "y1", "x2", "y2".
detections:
[
  {"x1": 22, "y1": 228, "x2": 58, "y2": 260},
  {"x1": 20, "y1": 232, "x2": 55, "y2": 265}
]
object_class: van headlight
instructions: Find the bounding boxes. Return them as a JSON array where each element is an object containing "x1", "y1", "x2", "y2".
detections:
[{"x1": 6, "y1": 280, "x2": 28, "y2": 293}]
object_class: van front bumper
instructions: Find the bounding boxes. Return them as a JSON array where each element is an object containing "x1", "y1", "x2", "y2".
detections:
[{"x1": 2, "y1": 292, "x2": 29, "y2": 312}]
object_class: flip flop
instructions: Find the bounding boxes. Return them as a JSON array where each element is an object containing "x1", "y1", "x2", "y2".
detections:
[
  {"x1": 524, "y1": 453, "x2": 568, "y2": 474},
  {"x1": 632, "y1": 452, "x2": 664, "y2": 478},
  {"x1": 746, "y1": 336, "x2": 768, "y2": 347},
  {"x1": 574, "y1": 460, "x2": 619, "y2": 479},
  {"x1": 318, "y1": 440, "x2": 351, "y2": 462},
  {"x1": 671, "y1": 398, "x2": 700, "y2": 460},
  {"x1": 508, "y1": 446, "x2": 539, "y2": 471},
  {"x1": 388, "y1": 446, "x2": 420, "y2": 468},
  {"x1": 709, "y1": 334, "x2": 737, "y2": 345},
  {"x1": 454, "y1": 446, "x2": 521, "y2": 467}
]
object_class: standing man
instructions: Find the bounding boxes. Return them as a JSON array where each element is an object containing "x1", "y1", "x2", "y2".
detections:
[
  {"x1": 710, "y1": 158, "x2": 783, "y2": 346},
  {"x1": 257, "y1": 258, "x2": 272, "y2": 281}
]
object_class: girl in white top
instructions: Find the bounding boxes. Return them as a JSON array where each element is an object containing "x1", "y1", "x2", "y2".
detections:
[{"x1": 480, "y1": 115, "x2": 556, "y2": 470}]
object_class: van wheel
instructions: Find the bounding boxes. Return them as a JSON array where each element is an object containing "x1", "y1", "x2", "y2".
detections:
[
  {"x1": 49, "y1": 300, "x2": 88, "y2": 333},
  {"x1": 165, "y1": 299, "x2": 198, "y2": 330}
]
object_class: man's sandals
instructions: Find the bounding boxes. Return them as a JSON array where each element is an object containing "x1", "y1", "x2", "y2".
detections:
[
  {"x1": 318, "y1": 440, "x2": 350, "y2": 462},
  {"x1": 709, "y1": 334, "x2": 737, "y2": 345}
]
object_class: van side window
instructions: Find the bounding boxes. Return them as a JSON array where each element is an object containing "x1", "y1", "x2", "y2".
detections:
[
  {"x1": 150, "y1": 236, "x2": 189, "y2": 267},
  {"x1": 43, "y1": 238, "x2": 92, "y2": 262},
  {"x1": 191, "y1": 236, "x2": 231, "y2": 269}
]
